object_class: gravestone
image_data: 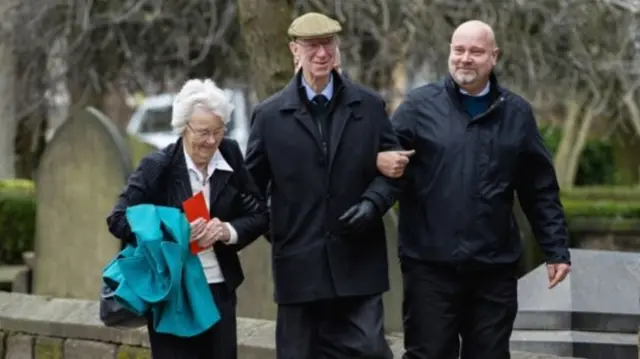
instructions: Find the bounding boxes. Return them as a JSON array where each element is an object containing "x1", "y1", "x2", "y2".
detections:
[
  {"x1": 33, "y1": 107, "x2": 132, "y2": 299},
  {"x1": 511, "y1": 249, "x2": 640, "y2": 359},
  {"x1": 237, "y1": 211, "x2": 404, "y2": 333},
  {"x1": 236, "y1": 235, "x2": 275, "y2": 320},
  {"x1": 381, "y1": 211, "x2": 403, "y2": 333}
]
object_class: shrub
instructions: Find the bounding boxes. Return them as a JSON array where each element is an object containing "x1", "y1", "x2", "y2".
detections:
[
  {"x1": 539, "y1": 125, "x2": 616, "y2": 186},
  {"x1": 0, "y1": 179, "x2": 36, "y2": 264},
  {"x1": 561, "y1": 199, "x2": 640, "y2": 218}
]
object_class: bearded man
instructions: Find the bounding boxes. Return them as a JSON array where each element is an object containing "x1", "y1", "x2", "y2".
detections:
[{"x1": 377, "y1": 20, "x2": 571, "y2": 359}]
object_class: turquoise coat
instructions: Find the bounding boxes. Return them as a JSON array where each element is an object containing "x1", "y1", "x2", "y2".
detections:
[{"x1": 102, "y1": 204, "x2": 220, "y2": 337}]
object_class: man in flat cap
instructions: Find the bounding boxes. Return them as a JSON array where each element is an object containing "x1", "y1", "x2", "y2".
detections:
[{"x1": 245, "y1": 11, "x2": 399, "y2": 359}]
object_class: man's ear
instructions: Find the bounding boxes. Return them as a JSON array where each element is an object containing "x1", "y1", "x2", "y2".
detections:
[
  {"x1": 288, "y1": 41, "x2": 297, "y2": 56},
  {"x1": 492, "y1": 47, "x2": 500, "y2": 65}
]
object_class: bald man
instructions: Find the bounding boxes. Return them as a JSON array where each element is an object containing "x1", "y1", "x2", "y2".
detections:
[{"x1": 378, "y1": 20, "x2": 571, "y2": 359}]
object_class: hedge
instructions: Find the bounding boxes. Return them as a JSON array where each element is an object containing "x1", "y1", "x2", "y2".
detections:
[
  {"x1": 0, "y1": 179, "x2": 36, "y2": 264},
  {"x1": 562, "y1": 199, "x2": 640, "y2": 218},
  {"x1": 561, "y1": 186, "x2": 640, "y2": 201}
]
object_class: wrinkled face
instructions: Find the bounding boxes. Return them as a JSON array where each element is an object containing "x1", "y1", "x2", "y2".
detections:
[
  {"x1": 289, "y1": 36, "x2": 338, "y2": 78},
  {"x1": 183, "y1": 107, "x2": 225, "y2": 166},
  {"x1": 448, "y1": 28, "x2": 498, "y2": 88}
]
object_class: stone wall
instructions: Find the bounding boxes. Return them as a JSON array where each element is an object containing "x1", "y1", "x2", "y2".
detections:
[{"x1": 0, "y1": 292, "x2": 585, "y2": 359}]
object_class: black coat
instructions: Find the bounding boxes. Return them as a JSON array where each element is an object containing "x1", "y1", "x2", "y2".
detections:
[
  {"x1": 106, "y1": 137, "x2": 269, "y2": 292},
  {"x1": 245, "y1": 72, "x2": 400, "y2": 304},
  {"x1": 392, "y1": 73, "x2": 571, "y2": 265}
]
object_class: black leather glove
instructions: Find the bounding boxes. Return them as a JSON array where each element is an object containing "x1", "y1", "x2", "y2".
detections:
[{"x1": 338, "y1": 199, "x2": 379, "y2": 233}]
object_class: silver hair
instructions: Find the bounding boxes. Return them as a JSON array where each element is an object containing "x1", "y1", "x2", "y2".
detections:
[{"x1": 171, "y1": 79, "x2": 235, "y2": 135}]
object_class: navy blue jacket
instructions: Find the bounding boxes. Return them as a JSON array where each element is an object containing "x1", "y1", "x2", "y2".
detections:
[
  {"x1": 392, "y1": 73, "x2": 570, "y2": 265},
  {"x1": 246, "y1": 71, "x2": 400, "y2": 304}
]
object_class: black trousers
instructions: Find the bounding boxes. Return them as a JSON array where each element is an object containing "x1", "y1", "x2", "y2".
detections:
[
  {"x1": 276, "y1": 294, "x2": 393, "y2": 359},
  {"x1": 147, "y1": 283, "x2": 237, "y2": 359},
  {"x1": 401, "y1": 257, "x2": 518, "y2": 359}
]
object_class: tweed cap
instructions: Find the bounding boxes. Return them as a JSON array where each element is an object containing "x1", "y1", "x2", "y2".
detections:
[{"x1": 288, "y1": 12, "x2": 342, "y2": 39}]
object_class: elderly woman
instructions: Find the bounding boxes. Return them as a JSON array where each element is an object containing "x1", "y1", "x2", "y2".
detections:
[{"x1": 106, "y1": 79, "x2": 268, "y2": 359}]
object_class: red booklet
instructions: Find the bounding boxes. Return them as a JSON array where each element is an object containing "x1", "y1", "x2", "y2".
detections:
[{"x1": 182, "y1": 191, "x2": 210, "y2": 254}]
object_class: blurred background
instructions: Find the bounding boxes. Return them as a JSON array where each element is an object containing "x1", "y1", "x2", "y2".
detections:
[{"x1": 0, "y1": 1, "x2": 639, "y2": 357}]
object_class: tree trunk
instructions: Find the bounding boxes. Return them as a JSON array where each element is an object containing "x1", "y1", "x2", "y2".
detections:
[
  {"x1": 554, "y1": 100, "x2": 581, "y2": 188},
  {"x1": 236, "y1": 0, "x2": 293, "y2": 101},
  {"x1": 0, "y1": 25, "x2": 15, "y2": 179},
  {"x1": 563, "y1": 109, "x2": 596, "y2": 188},
  {"x1": 13, "y1": 49, "x2": 48, "y2": 180},
  {"x1": 389, "y1": 59, "x2": 407, "y2": 113},
  {"x1": 623, "y1": 92, "x2": 640, "y2": 137},
  {"x1": 616, "y1": 94, "x2": 640, "y2": 185}
]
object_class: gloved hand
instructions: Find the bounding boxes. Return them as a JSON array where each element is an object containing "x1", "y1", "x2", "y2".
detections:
[{"x1": 338, "y1": 199, "x2": 379, "y2": 233}]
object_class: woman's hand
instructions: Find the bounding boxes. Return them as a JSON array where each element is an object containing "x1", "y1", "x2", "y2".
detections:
[
  {"x1": 208, "y1": 218, "x2": 230, "y2": 243},
  {"x1": 191, "y1": 218, "x2": 231, "y2": 249},
  {"x1": 190, "y1": 218, "x2": 211, "y2": 247}
]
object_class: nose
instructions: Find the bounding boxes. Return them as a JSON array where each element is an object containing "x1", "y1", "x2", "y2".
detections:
[
  {"x1": 461, "y1": 51, "x2": 472, "y2": 63},
  {"x1": 316, "y1": 45, "x2": 328, "y2": 58},
  {"x1": 204, "y1": 136, "x2": 217, "y2": 146}
]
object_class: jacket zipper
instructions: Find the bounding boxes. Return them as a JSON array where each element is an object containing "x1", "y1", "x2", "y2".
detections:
[
  {"x1": 460, "y1": 96, "x2": 505, "y2": 259},
  {"x1": 470, "y1": 96, "x2": 505, "y2": 123}
]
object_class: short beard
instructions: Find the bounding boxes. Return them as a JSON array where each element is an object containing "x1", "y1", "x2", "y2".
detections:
[{"x1": 453, "y1": 71, "x2": 477, "y2": 85}]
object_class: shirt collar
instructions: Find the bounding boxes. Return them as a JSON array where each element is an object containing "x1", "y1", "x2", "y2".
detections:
[
  {"x1": 460, "y1": 81, "x2": 490, "y2": 97},
  {"x1": 302, "y1": 74, "x2": 334, "y2": 101},
  {"x1": 183, "y1": 144, "x2": 234, "y2": 181}
]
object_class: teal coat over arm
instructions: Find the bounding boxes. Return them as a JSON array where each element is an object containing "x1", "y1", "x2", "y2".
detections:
[{"x1": 102, "y1": 204, "x2": 219, "y2": 337}]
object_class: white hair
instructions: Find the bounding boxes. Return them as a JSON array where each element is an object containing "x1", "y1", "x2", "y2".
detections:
[{"x1": 171, "y1": 79, "x2": 235, "y2": 135}]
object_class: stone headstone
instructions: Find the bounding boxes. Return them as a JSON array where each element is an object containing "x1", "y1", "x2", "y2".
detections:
[
  {"x1": 236, "y1": 236, "x2": 276, "y2": 320},
  {"x1": 382, "y1": 211, "x2": 403, "y2": 333},
  {"x1": 33, "y1": 107, "x2": 132, "y2": 299},
  {"x1": 511, "y1": 249, "x2": 640, "y2": 359}
]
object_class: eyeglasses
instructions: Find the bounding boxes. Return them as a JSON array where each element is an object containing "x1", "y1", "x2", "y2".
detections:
[
  {"x1": 296, "y1": 37, "x2": 338, "y2": 53},
  {"x1": 187, "y1": 123, "x2": 225, "y2": 139}
]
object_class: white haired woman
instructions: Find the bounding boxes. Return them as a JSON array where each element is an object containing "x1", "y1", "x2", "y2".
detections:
[{"x1": 107, "y1": 79, "x2": 268, "y2": 359}]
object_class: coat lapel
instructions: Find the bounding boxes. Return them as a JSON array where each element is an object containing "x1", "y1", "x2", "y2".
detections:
[
  {"x1": 171, "y1": 151, "x2": 193, "y2": 207},
  {"x1": 328, "y1": 103, "x2": 353, "y2": 169},
  {"x1": 208, "y1": 169, "x2": 231, "y2": 212},
  {"x1": 293, "y1": 108, "x2": 323, "y2": 150},
  {"x1": 280, "y1": 73, "x2": 323, "y2": 152},
  {"x1": 162, "y1": 138, "x2": 193, "y2": 209},
  {"x1": 328, "y1": 76, "x2": 361, "y2": 170}
]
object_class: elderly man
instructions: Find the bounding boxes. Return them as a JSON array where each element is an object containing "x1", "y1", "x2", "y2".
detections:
[
  {"x1": 377, "y1": 20, "x2": 571, "y2": 359},
  {"x1": 245, "y1": 12, "x2": 398, "y2": 359}
]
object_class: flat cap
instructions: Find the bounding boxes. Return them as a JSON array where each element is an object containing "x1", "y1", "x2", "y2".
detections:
[{"x1": 288, "y1": 12, "x2": 342, "y2": 39}]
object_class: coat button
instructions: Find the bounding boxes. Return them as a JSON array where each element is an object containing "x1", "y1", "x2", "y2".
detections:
[{"x1": 318, "y1": 157, "x2": 326, "y2": 166}]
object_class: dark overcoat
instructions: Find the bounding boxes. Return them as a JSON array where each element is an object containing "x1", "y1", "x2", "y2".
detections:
[{"x1": 245, "y1": 72, "x2": 400, "y2": 304}]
